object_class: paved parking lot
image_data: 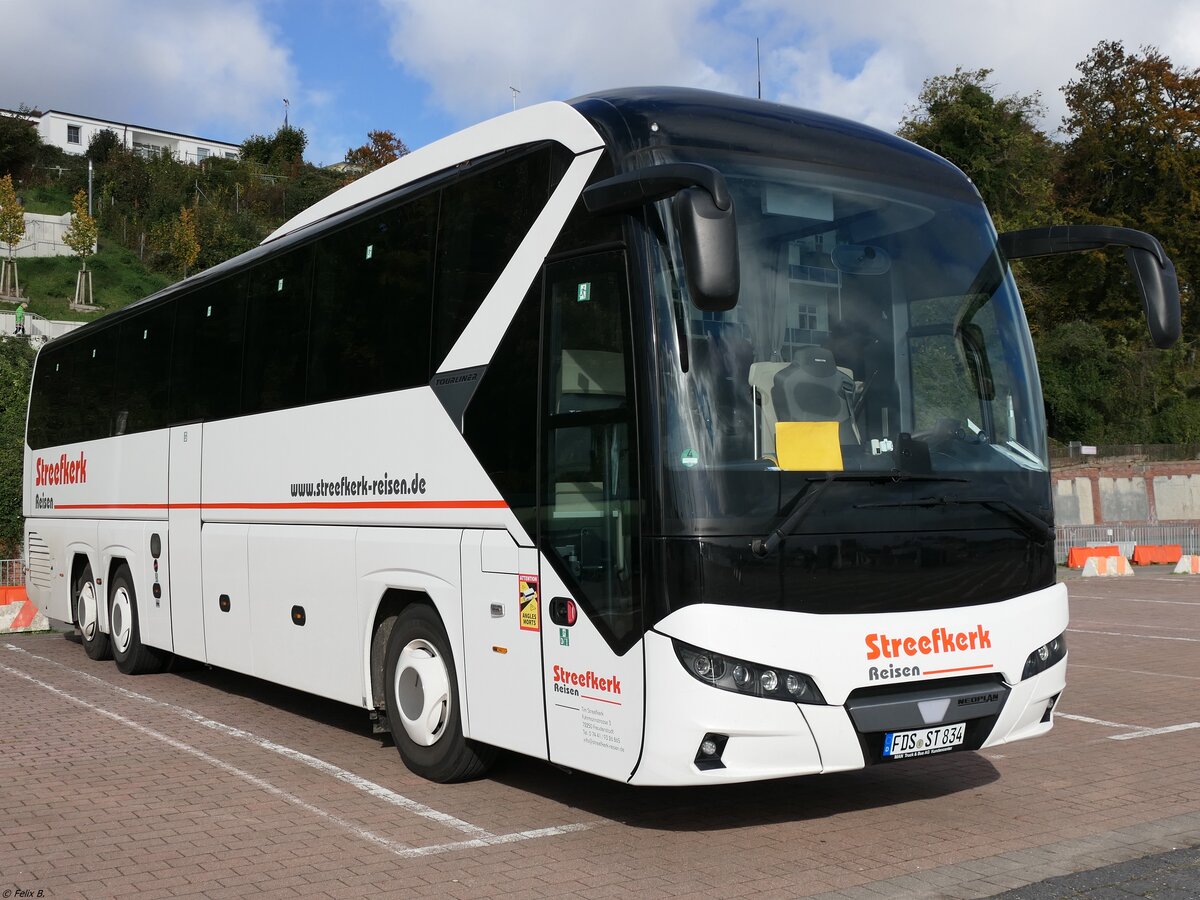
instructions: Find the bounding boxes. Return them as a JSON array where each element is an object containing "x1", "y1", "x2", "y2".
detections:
[{"x1": 1, "y1": 568, "x2": 1197, "y2": 899}]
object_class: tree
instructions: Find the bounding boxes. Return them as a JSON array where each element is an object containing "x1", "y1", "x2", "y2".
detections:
[
  {"x1": 0, "y1": 337, "x2": 35, "y2": 556},
  {"x1": 86, "y1": 128, "x2": 122, "y2": 166},
  {"x1": 151, "y1": 206, "x2": 200, "y2": 277},
  {"x1": 344, "y1": 130, "x2": 409, "y2": 174},
  {"x1": 241, "y1": 125, "x2": 308, "y2": 173},
  {"x1": 0, "y1": 105, "x2": 41, "y2": 182},
  {"x1": 897, "y1": 68, "x2": 1058, "y2": 230},
  {"x1": 62, "y1": 188, "x2": 98, "y2": 306},
  {"x1": 0, "y1": 174, "x2": 25, "y2": 296},
  {"x1": 62, "y1": 189, "x2": 98, "y2": 269},
  {"x1": 173, "y1": 207, "x2": 201, "y2": 277},
  {"x1": 1057, "y1": 41, "x2": 1200, "y2": 341}
]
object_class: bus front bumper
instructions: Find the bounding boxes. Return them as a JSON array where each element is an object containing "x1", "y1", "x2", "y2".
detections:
[{"x1": 630, "y1": 629, "x2": 1066, "y2": 787}]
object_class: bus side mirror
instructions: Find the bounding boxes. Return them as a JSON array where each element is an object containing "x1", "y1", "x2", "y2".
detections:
[
  {"x1": 998, "y1": 225, "x2": 1181, "y2": 349},
  {"x1": 673, "y1": 186, "x2": 739, "y2": 311},
  {"x1": 584, "y1": 162, "x2": 740, "y2": 312},
  {"x1": 1124, "y1": 245, "x2": 1180, "y2": 350}
]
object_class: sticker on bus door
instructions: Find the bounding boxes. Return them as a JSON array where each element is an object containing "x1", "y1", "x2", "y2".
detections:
[{"x1": 519, "y1": 575, "x2": 539, "y2": 631}]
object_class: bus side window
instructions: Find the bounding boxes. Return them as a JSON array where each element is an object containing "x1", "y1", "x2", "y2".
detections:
[
  {"x1": 430, "y1": 144, "x2": 562, "y2": 369},
  {"x1": 169, "y1": 279, "x2": 247, "y2": 424},
  {"x1": 542, "y1": 252, "x2": 640, "y2": 651},
  {"x1": 308, "y1": 193, "x2": 437, "y2": 404},
  {"x1": 242, "y1": 246, "x2": 313, "y2": 415},
  {"x1": 113, "y1": 303, "x2": 175, "y2": 435}
]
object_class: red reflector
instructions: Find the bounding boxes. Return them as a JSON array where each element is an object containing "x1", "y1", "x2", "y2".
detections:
[{"x1": 566, "y1": 600, "x2": 577, "y2": 626}]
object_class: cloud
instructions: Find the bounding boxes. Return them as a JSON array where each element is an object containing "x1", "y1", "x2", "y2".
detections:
[
  {"x1": 376, "y1": 0, "x2": 741, "y2": 124},
  {"x1": 375, "y1": 0, "x2": 1200, "y2": 140},
  {"x1": 0, "y1": 0, "x2": 297, "y2": 143},
  {"x1": 752, "y1": 1, "x2": 1200, "y2": 134}
]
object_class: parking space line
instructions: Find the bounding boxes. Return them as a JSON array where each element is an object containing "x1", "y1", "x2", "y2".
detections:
[
  {"x1": 1069, "y1": 595, "x2": 1196, "y2": 605},
  {"x1": 0, "y1": 659, "x2": 472, "y2": 859},
  {"x1": 1067, "y1": 628, "x2": 1200, "y2": 642},
  {"x1": 3, "y1": 642, "x2": 491, "y2": 838},
  {"x1": 1, "y1": 643, "x2": 596, "y2": 853},
  {"x1": 1058, "y1": 712, "x2": 1200, "y2": 741},
  {"x1": 1071, "y1": 663, "x2": 1200, "y2": 682}
]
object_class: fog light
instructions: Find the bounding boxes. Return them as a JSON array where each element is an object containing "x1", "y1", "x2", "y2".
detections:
[{"x1": 694, "y1": 733, "x2": 728, "y2": 771}]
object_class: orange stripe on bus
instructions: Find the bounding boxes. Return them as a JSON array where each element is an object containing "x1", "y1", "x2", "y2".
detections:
[{"x1": 922, "y1": 663, "x2": 994, "y2": 676}]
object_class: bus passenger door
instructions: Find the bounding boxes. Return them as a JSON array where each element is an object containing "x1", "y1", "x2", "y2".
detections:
[
  {"x1": 539, "y1": 252, "x2": 645, "y2": 782},
  {"x1": 168, "y1": 424, "x2": 205, "y2": 661}
]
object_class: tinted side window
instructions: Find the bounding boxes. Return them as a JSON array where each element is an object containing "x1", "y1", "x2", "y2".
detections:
[
  {"x1": 431, "y1": 145, "x2": 556, "y2": 368},
  {"x1": 113, "y1": 303, "x2": 175, "y2": 435},
  {"x1": 308, "y1": 194, "x2": 437, "y2": 403},
  {"x1": 242, "y1": 246, "x2": 313, "y2": 415},
  {"x1": 170, "y1": 279, "x2": 246, "y2": 423},
  {"x1": 28, "y1": 343, "x2": 70, "y2": 449},
  {"x1": 461, "y1": 276, "x2": 542, "y2": 541},
  {"x1": 72, "y1": 331, "x2": 116, "y2": 442}
]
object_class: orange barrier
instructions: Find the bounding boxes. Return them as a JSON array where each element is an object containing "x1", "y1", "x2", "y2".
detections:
[
  {"x1": 1132, "y1": 545, "x2": 1183, "y2": 565},
  {"x1": 1067, "y1": 546, "x2": 1121, "y2": 569},
  {"x1": 0, "y1": 585, "x2": 28, "y2": 605}
]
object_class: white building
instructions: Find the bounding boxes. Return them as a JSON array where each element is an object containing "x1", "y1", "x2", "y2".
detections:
[{"x1": 2, "y1": 108, "x2": 240, "y2": 164}]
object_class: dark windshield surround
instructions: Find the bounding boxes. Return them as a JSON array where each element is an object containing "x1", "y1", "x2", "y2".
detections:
[{"x1": 642, "y1": 153, "x2": 1047, "y2": 539}]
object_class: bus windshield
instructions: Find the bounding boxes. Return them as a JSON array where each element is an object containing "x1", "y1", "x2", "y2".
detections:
[{"x1": 648, "y1": 155, "x2": 1048, "y2": 535}]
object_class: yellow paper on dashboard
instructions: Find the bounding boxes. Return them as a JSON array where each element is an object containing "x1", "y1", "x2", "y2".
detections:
[{"x1": 775, "y1": 421, "x2": 843, "y2": 471}]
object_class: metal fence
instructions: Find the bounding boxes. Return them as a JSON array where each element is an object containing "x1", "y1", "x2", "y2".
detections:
[
  {"x1": 1054, "y1": 524, "x2": 1200, "y2": 566},
  {"x1": 1, "y1": 558, "x2": 23, "y2": 587},
  {"x1": 1050, "y1": 443, "x2": 1200, "y2": 467}
]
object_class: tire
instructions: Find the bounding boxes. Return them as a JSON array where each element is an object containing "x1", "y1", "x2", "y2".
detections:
[
  {"x1": 383, "y1": 604, "x2": 495, "y2": 783},
  {"x1": 74, "y1": 563, "x2": 111, "y2": 661},
  {"x1": 109, "y1": 565, "x2": 168, "y2": 675}
]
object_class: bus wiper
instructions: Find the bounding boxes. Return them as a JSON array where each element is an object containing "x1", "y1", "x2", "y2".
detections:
[
  {"x1": 855, "y1": 495, "x2": 1053, "y2": 545},
  {"x1": 750, "y1": 471, "x2": 968, "y2": 558}
]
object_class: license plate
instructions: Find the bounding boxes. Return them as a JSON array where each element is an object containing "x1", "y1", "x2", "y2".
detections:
[{"x1": 882, "y1": 722, "x2": 966, "y2": 759}]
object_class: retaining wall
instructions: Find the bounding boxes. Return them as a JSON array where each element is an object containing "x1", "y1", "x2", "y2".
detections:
[{"x1": 1052, "y1": 459, "x2": 1200, "y2": 526}]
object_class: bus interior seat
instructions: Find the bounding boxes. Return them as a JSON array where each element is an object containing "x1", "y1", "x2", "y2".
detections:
[{"x1": 772, "y1": 345, "x2": 859, "y2": 444}]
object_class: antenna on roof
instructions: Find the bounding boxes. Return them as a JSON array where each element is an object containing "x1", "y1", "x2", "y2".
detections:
[
  {"x1": 509, "y1": 85, "x2": 521, "y2": 111},
  {"x1": 283, "y1": 98, "x2": 290, "y2": 128},
  {"x1": 757, "y1": 38, "x2": 762, "y2": 100}
]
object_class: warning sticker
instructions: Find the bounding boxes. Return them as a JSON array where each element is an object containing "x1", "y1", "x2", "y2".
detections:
[{"x1": 519, "y1": 575, "x2": 540, "y2": 632}]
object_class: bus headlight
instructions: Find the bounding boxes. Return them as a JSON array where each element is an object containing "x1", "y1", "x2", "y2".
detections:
[
  {"x1": 673, "y1": 640, "x2": 825, "y2": 704},
  {"x1": 1022, "y1": 633, "x2": 1066, "y2": 680}
]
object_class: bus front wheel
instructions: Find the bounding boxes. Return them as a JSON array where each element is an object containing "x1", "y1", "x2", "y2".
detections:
[
  {"x1": 109, "y1": 566, "x2": 168, "y2": 675},
  {"x1": 74, "y1": 563, "x2": 111, "y2": 661},
  {"x1": 383, "y1": 604, "x2": 495, "y2": 783}
]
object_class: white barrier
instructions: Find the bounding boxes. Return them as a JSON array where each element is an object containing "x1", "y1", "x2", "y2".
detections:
[
  {"x1": 1081, "y1": 556, "x2": 1134, "y2": 577},
  {"x1": 1174, "y1": 555, "x2": 1200, "y2": 575}
]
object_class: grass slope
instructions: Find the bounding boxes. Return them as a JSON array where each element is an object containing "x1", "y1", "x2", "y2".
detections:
[{"x1": 9, "y1": 242, "x2": 174, "y2": 322}]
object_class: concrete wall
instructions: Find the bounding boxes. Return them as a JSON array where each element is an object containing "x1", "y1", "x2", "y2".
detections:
[
  {"x1": 7, "y1": 211, "x2": 85, "y2": 258},
  {"x1": 1051, "y1": 460, "x2": 1200, "y2": 525}
]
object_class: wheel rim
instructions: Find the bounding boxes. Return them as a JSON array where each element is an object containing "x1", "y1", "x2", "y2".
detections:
[
  {"x1": 393, "y1": 638, "x2": 451, "y2": 747},
  {"x1": 76, "y1": 581, "x2": 98, "y2": 641},
  {"x1": 110, "y1": 586, "x2": 133, "y2": 654}
]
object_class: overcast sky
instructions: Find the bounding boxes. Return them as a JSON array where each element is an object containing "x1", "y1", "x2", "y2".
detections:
[{"x1": 3, "y1": 0, "x2": 1200, "y2": 166}]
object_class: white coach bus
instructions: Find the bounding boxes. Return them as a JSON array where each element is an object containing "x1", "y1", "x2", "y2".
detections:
[{"x1": 23, "y1": 88, "x2": 1180, "y2": 785}]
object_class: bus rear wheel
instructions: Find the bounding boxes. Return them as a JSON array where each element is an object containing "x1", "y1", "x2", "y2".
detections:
[
  {"x1": 383, "y1": 604, "x2": 495, "y2": 783},
  {"x1": 110, "y1": 566, "x2": 168, "y2": 675},
  {"x1": 74, "y1": 564, "x2": 111, "y2": 661}
]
